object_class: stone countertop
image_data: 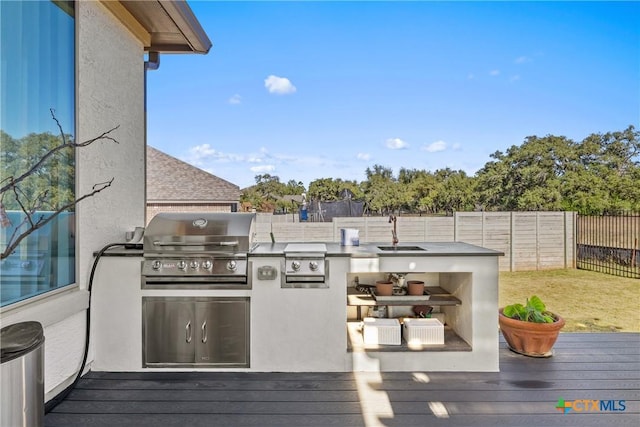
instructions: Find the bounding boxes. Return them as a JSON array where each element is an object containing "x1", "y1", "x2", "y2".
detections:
[
  {"x1": 98, "y1": 241, "x2": 504, "y2": 257},
  {"x1": 250, "y1": 242, "x2": 504, "y2": 257}
]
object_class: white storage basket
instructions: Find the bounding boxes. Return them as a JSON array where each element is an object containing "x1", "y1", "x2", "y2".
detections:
[
  {"x1": 362, "y1": 318, "x2": 401, "y2": 345},
  {"x1": 403, "y1": 318, "x2": 444, "y2": 345}
]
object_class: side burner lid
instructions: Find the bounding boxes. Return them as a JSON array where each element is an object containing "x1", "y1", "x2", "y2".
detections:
[{"x1": 284, "y1": 243, "x2": 327, "y2": 255}]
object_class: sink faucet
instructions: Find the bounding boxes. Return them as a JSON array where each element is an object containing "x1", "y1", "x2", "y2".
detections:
[{"x1": 388, "y1": 214, "x2": 398, "y2": 247}]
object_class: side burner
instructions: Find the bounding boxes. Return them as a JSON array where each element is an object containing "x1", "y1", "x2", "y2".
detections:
[{"x1": 282, "y1": 243, "x2": 328, "y2": 287}]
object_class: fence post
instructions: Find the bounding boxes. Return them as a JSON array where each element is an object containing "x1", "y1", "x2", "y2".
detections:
[
  {"x1": 510, "y1": 212, "x2": 514, "y2": 272},
  {"x1": 535, "y1": 212, "x2": 540, "y2": 271}
]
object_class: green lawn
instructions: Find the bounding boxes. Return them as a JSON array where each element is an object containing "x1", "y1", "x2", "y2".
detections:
[{"x1": 499, "y1": 269, "x2": 640, "y2": 332}]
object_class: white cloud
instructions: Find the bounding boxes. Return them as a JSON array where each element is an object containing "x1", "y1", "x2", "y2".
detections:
[
  {"x1": 189, "y1": 144, "x2": 217, "y2": 158},
  {"x1": 422, "y1": 140, "x2": 447, "y2": 153},
  {"x1": 228, "y1": 94, "x2": 242, "y2": 104},
  {"x1": 515, "y1": 56, "x2": 532, "y2": 64},
  {"x1": 264, "y1": 75, "x2": 297, "y2": 95},
  {"x1": 250, "y1": 164, "x2": 276, "y2": 173},
  {"x1": 189, "y1": 144, "x2": 225, "y2": 163},
  {"x1": 489, "y1": 69, "x2": 500, "y2": 76},
  {"x1": 179, "y1": 143, "x2": 370, "y2": 189},
  {"x1": 510, "y1": 75, "x2": 521, "y2": 82},
  {"x1": 187, "y1": 144, "x2": 242, "y2": 164},
  {"x1": 467, "y1": 73, "x2": 475, "y2": 80},
  {"x1": 385, "y1": 138, "x2": 408, "y2": 150}
]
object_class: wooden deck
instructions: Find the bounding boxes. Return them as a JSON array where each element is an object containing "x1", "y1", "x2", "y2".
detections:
[{"x1": 45, "y1": 333, "x2": 640, "y2": 427}]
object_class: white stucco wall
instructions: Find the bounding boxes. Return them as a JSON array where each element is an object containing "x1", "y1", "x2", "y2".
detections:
[
  {"x1": 75, "y1": 0, "x2": 146, "y2": 392},
  {"x1": 76, "y1": 1, "x2": 146, "y2": 283},
  {"x1": 1, "y1": 1, "x2": 147, "y2": 400}
]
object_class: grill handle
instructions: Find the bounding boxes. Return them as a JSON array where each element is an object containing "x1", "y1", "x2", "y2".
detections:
[{"x1": 153, "y1": 241, "x2": 239, "y2": 247}]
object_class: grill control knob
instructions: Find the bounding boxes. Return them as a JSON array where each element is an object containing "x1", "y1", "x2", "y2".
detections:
[
  {"x1": 309, "y1": 261, "x2": 319, "y2": 271},
  {"x1": 226, "y1": 260, "x2": 237, "y2": 271},
  {"x1": 177, "y1": 260, "x2": 187, "y2": 270},
  {"x1": 202, "y1": 260, "x2": 212, "y2": 270},
  {"x1": 190, "y1": 260, "x2": 199, "y2": 269},
  {"x1": 152, "y1": 260, "x2": 162, "y2": 270},
  {"x1": 291, "y1": 261, "x2": 301, "y2": 271}
]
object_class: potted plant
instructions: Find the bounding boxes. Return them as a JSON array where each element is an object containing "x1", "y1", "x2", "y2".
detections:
[{"x1": 499, "y1": 295, "x2": 565, "y2": 357}]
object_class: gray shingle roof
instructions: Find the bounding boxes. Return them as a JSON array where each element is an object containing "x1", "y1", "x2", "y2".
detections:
[{"x1": 147, "y1": 146, "x2": 240, "y2": 202}]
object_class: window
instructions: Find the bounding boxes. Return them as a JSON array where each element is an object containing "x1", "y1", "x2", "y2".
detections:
[{"x1": 1, "y1": 1, "x2": 75, "y2": 306}]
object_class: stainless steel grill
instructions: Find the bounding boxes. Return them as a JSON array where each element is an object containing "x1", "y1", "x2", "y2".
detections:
[{"x1": 141, "y1": 212, "x2": 256, "y2": 288}]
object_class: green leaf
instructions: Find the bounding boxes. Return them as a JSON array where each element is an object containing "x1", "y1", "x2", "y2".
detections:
[
  {"x1": 503, "y1": 303, "x2": 526, "y2": 320},
  {"x1": 527, "y1": 295, "x2": 546, "y2": 313},
  {"x1": 541, "y1": 312, "x2": 556, "y2": 323},
  {"x1": 504, "y1": 296, "x2": 558, "y2": 323}
]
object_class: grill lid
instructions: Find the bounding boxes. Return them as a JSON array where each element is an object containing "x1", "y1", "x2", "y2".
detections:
[{"x1": 144, "y1": 212, "x2": 256, "y2": 255}]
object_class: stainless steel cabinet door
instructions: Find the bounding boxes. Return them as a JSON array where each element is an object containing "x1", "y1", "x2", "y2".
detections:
[
  {"x1": 143, "y1": 298, "x2": 195, "y2": 366},
  {"x1": 196, "y1": 298, "x2": 249, "y2": 367}
]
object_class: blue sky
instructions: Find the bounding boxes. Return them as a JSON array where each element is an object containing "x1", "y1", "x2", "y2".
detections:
[{"x1": 147, "y1": 1, "x2": 640, "y2": 189}]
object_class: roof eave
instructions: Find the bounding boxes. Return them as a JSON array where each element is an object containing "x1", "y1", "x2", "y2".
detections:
[
  {"x1": 154, "y1": 0, "x2": 212, "y2": 54},
  {"x1": 107, "y1": 0, "x2": 212, "y2": 54}
]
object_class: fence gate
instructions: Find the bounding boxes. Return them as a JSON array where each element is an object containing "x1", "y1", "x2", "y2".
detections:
[{"x1": 577, "y1": 212, "x2": 640, "y2": 279}]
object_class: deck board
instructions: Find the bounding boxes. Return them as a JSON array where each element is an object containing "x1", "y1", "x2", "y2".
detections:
[{"x1": 45, "y1": 333, "x2": 640, "y2": 427}]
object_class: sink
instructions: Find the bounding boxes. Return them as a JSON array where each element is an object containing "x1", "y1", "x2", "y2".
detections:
[{"x1": 377, "y1": 246, "x2": 426, "y2": 251}]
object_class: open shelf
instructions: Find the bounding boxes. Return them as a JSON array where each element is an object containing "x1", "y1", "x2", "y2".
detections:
[
  {"x1": 347, "y1": 286, "x2": 460, "y2": 306},
  {"x1": 347, "y1": 287, "x2": 461, "y2": 321},
  {"x1": 346, "y1": 321, "x2": 471, "y2": 352}
]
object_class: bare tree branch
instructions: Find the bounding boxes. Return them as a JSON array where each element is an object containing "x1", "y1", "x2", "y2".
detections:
[
  {"x1": 1, "y1": 110, "x2": 119, "y2": 259},
  {"x1": 0, "y1": 109, "x2": 119, "y2": 194},
  {"x1": 1, "y1": 179, "x2": 114, "y2": 260}
]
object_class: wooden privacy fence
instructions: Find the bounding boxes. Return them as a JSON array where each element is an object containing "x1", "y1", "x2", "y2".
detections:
[
  {"x1": 255, "y1": 212, "x2": 576, "y2": 272},
  {"x1": 577, "y1": 212, "x2": 640, "y2": 279}
]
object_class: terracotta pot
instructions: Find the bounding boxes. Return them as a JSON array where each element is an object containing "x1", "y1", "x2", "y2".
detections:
[
  {"x1": 406, "y1": 280, "x2": 425, "y2": 296},
  {"x1": 498, "y1": 308, "x2": 565, "y2": 357},
  {"x1": 375, "y1": 280, "x2": 393, "y2": 296}
]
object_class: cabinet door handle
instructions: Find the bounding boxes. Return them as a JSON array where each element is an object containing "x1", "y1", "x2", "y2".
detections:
[
  {"x1": 186, "y1": 321, "x2": 192, "y2": 343},
  {"x1": 201, "y1": 320, "x2": 207, "y2": 343}
]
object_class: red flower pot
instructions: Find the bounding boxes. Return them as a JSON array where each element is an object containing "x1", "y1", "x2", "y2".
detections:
[
  {"x1": 498, "y1": 308, "x2": 565, "y2": 357},
  {"x1": 407, "y1": 280, "x2": 425, "y2": 296},
  {"x1": 375, "y1": 280, "x2": 393, "y2": 296}
]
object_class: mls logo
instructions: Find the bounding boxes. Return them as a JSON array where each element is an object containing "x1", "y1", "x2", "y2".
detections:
[
  {"x1": 555, "y1": 398, "x2": 571, "y2": 414},
  {"x1": 555, "y1": 397, "x2": 626, "y2": 413}
]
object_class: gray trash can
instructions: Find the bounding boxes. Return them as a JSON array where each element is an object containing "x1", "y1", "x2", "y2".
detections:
[{"x1": 1, "y1": 321, "x2": 45, "y2": 427}]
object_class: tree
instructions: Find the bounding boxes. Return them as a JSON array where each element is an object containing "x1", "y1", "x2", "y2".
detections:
[
  {"x1": 399, "y1": 168, "x2": 438, "y2": 213},
  {"x1": 431, "y1": 168, "x2": 476, "y2": 214},
  {"x1": 563, "y1": 126, "x2": 640, "y2": 213},
  {"x1": 308, "y1": 178, "x2": 363, "y2": 202},
  {"x1": 239, "y1": 174, "x2": 308, "y2": 212},
  {"x1": 475, "y1": 126, "x2": 639, "y2": 214},
  {"x1": 244, "y1": 126, "x2": 639, "y2": 215},
  {"x1": 284, "y1": 179, "x2": 306, "y2": 196},
  {"x1": 361, "y1": 165, "x2": 409, "y2": 214},
  {"x1": 475, "y1": 135, "x2": 573, "y2": 211}
]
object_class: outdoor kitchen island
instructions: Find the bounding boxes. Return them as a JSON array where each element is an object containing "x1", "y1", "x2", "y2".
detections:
[
  {"x1": 90, "y1": 238, "x2": 503, "y2": 374},
  {"x1": 250, "y1": 241, "x2": 503, "y2": 372}
]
